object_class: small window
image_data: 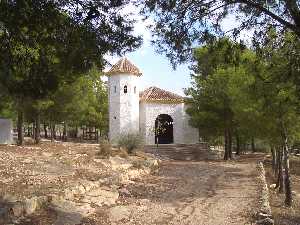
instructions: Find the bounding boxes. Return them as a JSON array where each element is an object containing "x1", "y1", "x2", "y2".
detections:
[
  {"x1": 134, "y1": 86, "x2": 136, "y2": 94},
  {"x1": 114, "y1": 86, "x2": 117, "y2": 93},
  {"x1": 124, "y1": 85, "x2": 128, "y2": 93}
]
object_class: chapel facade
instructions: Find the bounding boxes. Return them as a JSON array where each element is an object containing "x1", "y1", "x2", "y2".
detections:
[{"x1": 106, "y1": 58, "x2": 199, "y2": 145}]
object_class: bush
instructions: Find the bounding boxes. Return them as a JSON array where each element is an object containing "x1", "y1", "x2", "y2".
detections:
[
  {"x1": 117, "y1": 133, "x2": 143, "y2": 154},
  {"x1": 97, "y1": 140, "x2": 112, "y2": 158}
]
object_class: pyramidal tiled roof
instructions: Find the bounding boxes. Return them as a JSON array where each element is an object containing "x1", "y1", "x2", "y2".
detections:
[
  {"x1": 107, "y1": 58, "x2": 142, "y2": 76},
  {"x1": 140, "y1": 86, "x2": 185, "y2": 103}
]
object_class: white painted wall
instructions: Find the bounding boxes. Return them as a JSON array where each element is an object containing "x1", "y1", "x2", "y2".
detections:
[
  {"x1": 140, "y1": 102, "x2": 199, "y2": 145},
  {"x1": 0, "y1": 118, "x2": 13, "y2": 144},
  {"x1": 108, "y1": 74, "x2": 140, "y2": 143}
]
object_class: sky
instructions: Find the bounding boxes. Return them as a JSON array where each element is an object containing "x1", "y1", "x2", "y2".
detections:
[{"x1": 105, "y1": 5, "x2": 251, "y2": 96}]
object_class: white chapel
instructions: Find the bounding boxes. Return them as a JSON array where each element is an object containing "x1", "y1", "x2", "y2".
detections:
[{"x1": 106, "y1": 58, "x2": 199, "y2": 145}]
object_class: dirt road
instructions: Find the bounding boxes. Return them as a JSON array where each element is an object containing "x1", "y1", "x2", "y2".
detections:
[{"x1": 98, "y1": 157, "x2": 260, "y2": 225}]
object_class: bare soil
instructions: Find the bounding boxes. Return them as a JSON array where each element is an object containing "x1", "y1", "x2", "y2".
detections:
[
  {"x1": 0, "y1": 142, "x2": 263, "y2": 225},
  {"x1": 102, "y1": 154, "x2": 262, "y2": 225}
]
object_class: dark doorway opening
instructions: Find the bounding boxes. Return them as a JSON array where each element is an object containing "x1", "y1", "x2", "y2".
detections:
[{"x1": 155, "y1": 114, "x2": 174, "y2": 144}]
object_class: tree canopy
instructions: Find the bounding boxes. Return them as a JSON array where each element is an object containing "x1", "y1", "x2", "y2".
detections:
[{"x1": 140, "y1": 0, "x2": 300, "y2": 65}]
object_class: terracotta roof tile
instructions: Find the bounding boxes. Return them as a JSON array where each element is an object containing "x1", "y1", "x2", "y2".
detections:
[
  {"x1": 107, "y1": 58, "x2": 142, "y2": 76},
  {"x1": 140, "y1": 86, "x2": 184, "y2": 103}
]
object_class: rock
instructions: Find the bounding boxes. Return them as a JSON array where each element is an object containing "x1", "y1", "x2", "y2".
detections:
[
  {"x1": 2, "y1": 194, "x2": 18, "y2": 203},
  {"x1": 42, "y1": 152, "x2": 53, "y2": 157},
  {"x1": 83, "y1": 187, "x2": 119, "y2": 207},
  {"x1": 118, "y1": 187, "x2": 131, "y2": 197},
  {"x1": 143, "y1": 159, "x2": 159, "y2": 169},
  {"x1": 110, "y1": 157, "x2": 133, "y2": 171},
  {"x1": 11, "y1": 202, "x2": 24, "y2": 217},
  {"x1": 257, "y1": 212, "x2": 272, "y2": 220},
  {"x1": 256, "y1": 218, "x2": 274, "y2": 225},
  {"x1": 24, "y1": 196, "x2": 47, "y2": 215},
  {"x1": 127, "y1": 168, "x2": 151, "y2": 180},
  {"x1": 269, "y1": 184, "x2": 276, "y2": 189},
  {"x1": 109, "y1": 206, "x2": 131, "y2": 222},
  {"x1": 51, "y1": 197, "x2": 95, "y2": 225}
]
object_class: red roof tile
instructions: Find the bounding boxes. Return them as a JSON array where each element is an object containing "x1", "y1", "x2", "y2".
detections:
[
  {"x1": 140, "y1": 86, "x2": 184, "y2": 103},
  {"x1": 107, "y1": 58, "x2": 142, "y2": 76}
]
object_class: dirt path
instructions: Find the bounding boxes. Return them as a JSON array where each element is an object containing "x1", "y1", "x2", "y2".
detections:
[{"x1": 107, "y1": 158, "x2": 260, "y2": 225}]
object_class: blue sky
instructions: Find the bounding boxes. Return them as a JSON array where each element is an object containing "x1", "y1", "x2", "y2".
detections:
[
  {"x1": 124, "y1": 44, "x2": 192, "y2": 96},
  {"x1": 105, "y1": 6, "x2": 252, "y2": 96}
]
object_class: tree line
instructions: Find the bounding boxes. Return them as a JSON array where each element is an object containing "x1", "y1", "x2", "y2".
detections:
[
  {"x1": 0, "y1": 0, "x2": 142, "y2": 145},
  {"x1": 139, "y1": 0, "x2": 300, "y2": 209}
]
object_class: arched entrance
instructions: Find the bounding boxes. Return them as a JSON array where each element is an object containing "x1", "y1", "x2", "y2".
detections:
[{"x1": 155, "y1": 114, "x2": 174, "y2": 144}]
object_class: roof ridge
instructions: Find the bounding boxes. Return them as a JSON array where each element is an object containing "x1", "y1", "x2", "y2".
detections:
[
  {"x1": 140, "y1": 86, "x2": 184, "y2": 103},
  {"x1": 107, "y1": 57, "x2": 142, "y2": 76}
]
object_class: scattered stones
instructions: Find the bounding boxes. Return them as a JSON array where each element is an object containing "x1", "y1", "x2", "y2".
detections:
[
  {"x1": 109, "y1": 205, "x2": 131, "y2": 222},
  {"x1": 256, "y1": 217, "x2": 275, "y2": 225},
  {"x1": 118, "y1": 187, "x2": 131, "y2": 197},
  {"x1": 51, "y1": 197, "x2": 94, "y2": 225},
  {"x1": 24, "y1": 196, "x2": 47, "y2": 215},
  {"x1": 0, "y1": 142, "x2": 159, "y2": 224},
  {"x1": 11, "y1": 202, "x2": 24, "y2": 217},
  {"x1": 269, "y1": 184, "x2": 276, "y2": 189},
  {"x1": 256, "y1": 162, "x2": 274, "y2": 225},
  {"x1": 83, "y1": 187, "x2": 119, "y2": 207},
  {"x1": 110, "y1": 157, "x2": 133, "y2": 171}
]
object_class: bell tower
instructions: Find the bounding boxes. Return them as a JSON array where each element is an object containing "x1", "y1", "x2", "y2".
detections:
[{"x1": 106, "y1": 58, "x2": 142, "y2": 143}]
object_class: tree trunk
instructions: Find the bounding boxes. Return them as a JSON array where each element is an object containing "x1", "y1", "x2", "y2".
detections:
[
  {"x1": 75, "y1": 126, "x2": 78, "y2": 138},
  {"x1": 35, "y1": 113, "x2": 41, "y2": 144},
  {"x1": 281, "y1": 123, "x2": 293, "y2": 207},
  {"x1": 17, "y1": 109, "x2": 24, "y2": 146},
  {"x1": 228, "y1": 128, "x2": 232, "y2": 159},
  {"x1": 251, "y1": 137, "x2": 256, "y2": 152},
  {"x1": 224, "y1": 128, "x2": 229, "y2": 160},
  {"x1": 236, "y1": 133, "x2": 240, "y2": 155},
  {"x1": 63, "y1": 122, "x2": 67, "y2": 141},
  {"x1": 51, "y1": 123, "x2": 55, "y2": 142},
  {"x1": 276, "y1": 147, "x2": 284, "y2": 193},
  {"x1": 44, "y1": 123, "x2": 48, "y2": 139},
  {"x1": 271, "y1": 147, "x2": 277, "y2": 174}
]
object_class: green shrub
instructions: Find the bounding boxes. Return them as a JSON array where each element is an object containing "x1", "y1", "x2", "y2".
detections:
[
  {"x1": 97, "y1": 140, "x2": 112, "y2": 158},
  {"x1": 117, "y1": 133, "x2": 143, "y2": 154}
]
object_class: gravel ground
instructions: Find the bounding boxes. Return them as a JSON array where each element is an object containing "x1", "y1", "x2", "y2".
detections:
[
  {"x1": 104, "y1": 156, "x2": 262, "y2": 225},
  {"x1": 0, "y1": 142, "x2": 263, "y2": 225}
]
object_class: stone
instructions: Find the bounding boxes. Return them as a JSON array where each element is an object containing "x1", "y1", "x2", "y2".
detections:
[
  {"x1": 24, "y1": 196, "x2": 47, "y2": 215},
  {"x1": 109, "y1": 157, "x2": 133, "y2": 171},
  {"x1": 118, "y1": 187, "x2": 131, "y2": 197},
  {"x1": 42, "y1": 152, "x2": 53, "y2": 158},
  {"x1": 2, "y1": 194, "x2": 18, "y2": 203},
  {"x1": 51, "y1": 197, "x2": 95, "y2": 225},
  {"x1": 143, "y1": 158, "x2": 159, "y2": 169},
  {"x1": 256, "y1": 218, "x2": 274, "y2": 225},
  {"x1": 11, "y1": 202, "x2": 24, "y2": 217},
  {"x1": 257, "y1": 212, "x2": 272, "y2": 220},
  {"x1": 83, "y1": 187, "x2": 119, "y2": 207},
  {"x1": 109, "y1": 206, "x2": 131, "y2": 222}
]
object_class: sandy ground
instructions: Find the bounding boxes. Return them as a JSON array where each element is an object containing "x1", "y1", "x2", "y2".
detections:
[
  {"x1": 0, "y1": 142, "x2": 262, "y2": 225},
  {"x1": 93, "y1": 156, "x2": 261, "y2": 225}
]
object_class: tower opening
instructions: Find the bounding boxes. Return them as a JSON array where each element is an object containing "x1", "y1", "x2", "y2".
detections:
[
  {"x1": 124, "y1": 85, "x2": 128, "y2": 93},
  {"x1": 155, "y1": 114, "x2": 174, "y2": 144}
]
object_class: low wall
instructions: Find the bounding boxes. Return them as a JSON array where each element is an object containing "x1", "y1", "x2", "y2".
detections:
[{"x1": 0, "y1": 119, "x2": 13, "y2": 144}]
